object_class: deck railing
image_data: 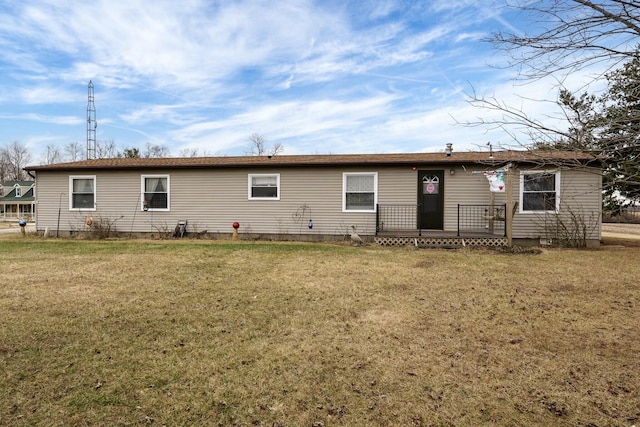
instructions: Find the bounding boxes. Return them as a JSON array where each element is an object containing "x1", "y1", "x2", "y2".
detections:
[
  {"x1": 376, "y1": 203, "x2": 507, "y2": 237},
  {"x1": 457, "y1": 204, "x2": 506, "y2": 236},
  {"x1": 376, "y1": 204, "x2": 418, "y2": 233},
  {"x1": 1, "y1": 212, "x2": 34, "y2": 222}
]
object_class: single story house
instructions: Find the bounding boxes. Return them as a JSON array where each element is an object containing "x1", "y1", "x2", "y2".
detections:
[
  {"x1": 24, "y1": 149, "x2": 602, "y2": 246},
  {"x1": 1, "y1": 180, "x2": 36, "y2": 221}
]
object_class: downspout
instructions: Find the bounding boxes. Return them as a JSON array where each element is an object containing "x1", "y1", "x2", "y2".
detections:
[{"x1": 27, "y1": 170, "x2": 36, "y2": 224}]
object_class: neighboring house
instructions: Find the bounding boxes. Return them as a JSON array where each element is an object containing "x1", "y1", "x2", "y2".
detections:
[
  {"x1": 24, "y1": 149, "x2": 602, "y2": 246},
  {"x1": 0, "y1": 180, "x2": 36, "y2": 221}
]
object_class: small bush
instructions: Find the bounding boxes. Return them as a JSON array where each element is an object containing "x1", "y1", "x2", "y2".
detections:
[{"x1": 85, "y1": 216, "x2": 117, "y2": 239}]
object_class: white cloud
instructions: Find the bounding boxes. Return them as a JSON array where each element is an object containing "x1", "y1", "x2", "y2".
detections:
[
  {"x1": 0, "y1": 113, "x2": 82, "y2": 126},
  {"x1": 454, "y1": 32, "x2": 485, "y2": 43},
  {"x1": 169, "y1": 95, "x2": 397, "y2": 149},
  {"x1": 367, "y1": 1, "x2": 400, "y2": 20},
  {"x1": 14, "y1": 86, "x2": 81, "y2": 105},
  {"x1": 0, "y1": 0, "x2": 612, "y2": 160}
]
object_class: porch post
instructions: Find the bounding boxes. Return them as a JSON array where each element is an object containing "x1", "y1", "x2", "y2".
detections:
[
  {"x1": 506, "y1": 163, "x2": 514, "y2": 246},
  {"x1": 488, "y1": 191, "x2": 495, "y2": 234}
]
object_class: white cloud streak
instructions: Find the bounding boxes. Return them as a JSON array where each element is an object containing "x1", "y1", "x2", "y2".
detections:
[{"x1": 0, "y1": 0, "x2": 588, "y2": 158}]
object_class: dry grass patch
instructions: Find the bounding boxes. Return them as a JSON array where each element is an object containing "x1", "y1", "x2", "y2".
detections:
[{"x1": 0, "y1": 239, "x2": 639, "y2": 426}]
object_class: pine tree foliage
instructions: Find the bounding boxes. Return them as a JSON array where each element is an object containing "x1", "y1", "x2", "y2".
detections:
[{"x1": 547, "y1": 55, "x2": 640, "y2": 212}]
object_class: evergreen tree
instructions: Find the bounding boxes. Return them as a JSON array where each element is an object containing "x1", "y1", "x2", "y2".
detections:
[
  {"x1": 554, "y1": 55, "x2": 640, "y2": 213},
  {"x1": 599, "y1": 56, "x2": 640, "y2": 211}
]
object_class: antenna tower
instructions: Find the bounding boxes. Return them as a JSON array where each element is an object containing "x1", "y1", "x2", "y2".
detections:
[{"x1": 87, "y1": 80, "x2": 97, "y2": 159}]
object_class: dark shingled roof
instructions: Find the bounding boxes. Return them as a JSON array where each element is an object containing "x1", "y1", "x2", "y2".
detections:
[
  {"x1": 25, "y1": 150, "x2": 600, "y2": 171},
  {"x1": 1, "y1": 182, "x2": 35, "y2": 202}
]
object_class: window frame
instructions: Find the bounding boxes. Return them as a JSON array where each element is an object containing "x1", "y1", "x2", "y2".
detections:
[
  {"x1": 141, "y1": 174, "x2": 170, "y2": 211},
  {"x1": 519, "y1": 170, "x2": 560, "y2": 213},
  {"x1": 342, "y1": 172, "x2": 378, "y2": 212},
  {"x1": 69, "y1": 175, "x2": 97, "y2": 211},
  {"x1": 248, "y1": 173, "x2": 280, "y2": 200},
  {"x1": 14, "y1": 185, "x2": 22, "y2": 197}
]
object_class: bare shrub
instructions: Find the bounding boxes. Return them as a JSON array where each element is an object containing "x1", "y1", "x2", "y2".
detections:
[
  {"x1": 85, "y1": 215, "x2": 118, "y2": 239},
  {"x1": 276, "y1": 217, "x2": 289, "y2": 240},
  {"x1": 188, "y1": 222, "x2": 208, "y2": 239},
  {"x1": 150, "y1": 222, "x2": 172, "y2": 239},
  {"x1": 541, "y1": 205, "x2": 600, "y2": 248}
]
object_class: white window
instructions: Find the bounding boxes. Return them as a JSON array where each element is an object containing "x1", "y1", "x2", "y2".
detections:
[
  {"x1": 343, "y1": 172, "x2": 377, "y2": 212},
  {"x1": 249, "y1": 174, "x2": 280, "y2": 200},
  {"x1": 142, "y1": 175, "x2": 170, "y2": 211},
  {"x1": 70, "y1": 176, "x2": 96, "y2": 210},
  {"x1": 520, "y1": 171, "x2": 560, "y2": 213},
  {"x1": 15, "y1": 186, "x2": 22, "y2": 197}
]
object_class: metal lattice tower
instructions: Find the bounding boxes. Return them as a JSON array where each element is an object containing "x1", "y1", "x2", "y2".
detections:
[{"x1": 87, "y1": 80, "x2": 97, "y2": 159}]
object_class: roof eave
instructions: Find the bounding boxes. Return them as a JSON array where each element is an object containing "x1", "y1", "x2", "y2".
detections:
[{"x1": 24, "y1": 150, "x2": 600, "y2": 172}]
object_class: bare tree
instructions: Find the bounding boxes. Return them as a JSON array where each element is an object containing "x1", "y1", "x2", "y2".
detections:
[
  {"x1": 467, "y1": 0, "x2": 640, "y2": 135},
  {"x1": 245, "y1": 133, "x2": 284, "y2": 156},
  {"x1": 118, "y1": 144, "x2": 170, "y2": 158},
  {"x1": 489, "y1": 0, "x2": 640, "y2": 81},
  {"x1": 64, "y1": 141, "x2": 85, "y2": 162},
  {"x1": 246, "y1": 133, "x2": 266, "y2": 156},
  {"x1": 0, "y1": 149, "x2": 9, "y2": 183},
  {"x1": 0, "y1": 141, "x2": 33, "y2": 181},
  {"x1": 270, "y1": 142, "x2": 284, "y2": 157},
  {"x1": 43, "y1": 144, "x2": 63, "y2": 165},
  {"x1": 95, "y1": 139, "x2": 118, "y2": 159},
  {"x1": 467, "y1": 0, "x2": 640, "y2": 131},
  {"x1": 177, "y1": 147, "x2": 202, "y2": 157},
  {"x1": 461, "y1": 1, "x2": 640, "y2": 213},
  {"x1": 142, "y1": 142, "x2": 170, "y2": 158}
]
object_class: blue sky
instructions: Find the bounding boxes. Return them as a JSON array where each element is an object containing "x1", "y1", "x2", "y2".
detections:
[{"x1": 0, "y1": 0, "x2": 577, "y2": 161}]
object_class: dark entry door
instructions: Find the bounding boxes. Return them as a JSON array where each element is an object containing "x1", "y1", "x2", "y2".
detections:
[{"x1": 418, "y1": 170, "x2": 444, "y2": 230}]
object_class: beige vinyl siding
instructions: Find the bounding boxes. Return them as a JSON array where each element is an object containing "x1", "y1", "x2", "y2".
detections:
[
  {"x1": 33, "y1": 167, "x2": 414, "y2": 237},
  {"x1": 443, "y1": 165, "x2": 601, "y2": 239},
  {"x1": 32, "y1": 164, "x2": 601, "y2": 240},
  {"x1": 33, "y1": 172, "x2": 79, "y2": 230},
  {"x1": 511, "y1": 166, "x2": 602, "y2": 240},
  {"x1": 376, "y1": 167, "x2": 418, "y2": 231},
  {"x1": 564, "y1": 167, "x2": 602, "y2": 241}
]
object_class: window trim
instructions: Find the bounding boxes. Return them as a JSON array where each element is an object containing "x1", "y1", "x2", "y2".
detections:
[
  {"x1": 519, "y1": 170, "x2": 560, "y2": 213},
  {"x1": 69, "y1": 175, "x2": 97, "y2": 211},
  {"x1": 14, "y1": 185, "x2": 22, "y2": 198},
  {"x1": 141, "y1": 174, "x2": 170, "y2": 211},
  {"x1": 248, "y1": 173, "x2": 281, "y2": 200},
  {"x1": 342, "y1": 172, "x2": 378, "y2": 212}
]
